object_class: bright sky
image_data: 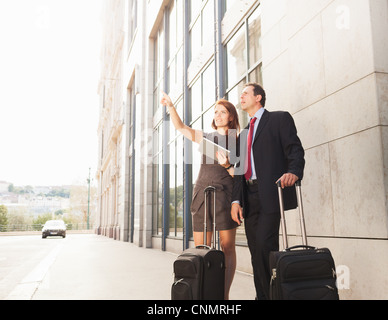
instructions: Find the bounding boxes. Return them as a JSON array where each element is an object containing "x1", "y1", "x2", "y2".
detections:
[{"x1": 0, "y1": 0, "x2": 103, "y2": 186}]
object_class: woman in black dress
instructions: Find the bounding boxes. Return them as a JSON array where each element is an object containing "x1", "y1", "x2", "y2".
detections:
[{"x1": 161, "y1": 92, "x2": 240, "y2": 300}]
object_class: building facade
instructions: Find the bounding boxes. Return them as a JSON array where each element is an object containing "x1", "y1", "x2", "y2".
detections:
[{"x1": 96, "y1": 0, "x2": 388, "y2": 299}]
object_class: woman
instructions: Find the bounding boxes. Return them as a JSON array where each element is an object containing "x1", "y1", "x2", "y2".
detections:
[{"x1": 160, "y1": 92, "x2": 240, "y2": 300}]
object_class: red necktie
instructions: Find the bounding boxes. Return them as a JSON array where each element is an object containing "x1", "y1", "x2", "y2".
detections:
[{"x1": 245, "y1": 117, "x2": 257, "y2": 180}]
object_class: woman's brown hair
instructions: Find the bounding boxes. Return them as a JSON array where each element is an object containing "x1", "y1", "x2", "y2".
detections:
[{"x1": 211, "y1": 99, "x2": 240, "y2": 133}]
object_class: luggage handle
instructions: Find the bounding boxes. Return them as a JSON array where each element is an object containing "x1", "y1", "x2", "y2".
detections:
[
  {"x1": 277, "y1": 180, "x2": 308, "y2": 250},
  {"x1": 285, "y1": 245, "x2": 316, "y2": 252},
  {"x1": 203, "y1": 186, "x2": 217, "y2": 249},
  {"x1": 196, "y1": 245, "x2": 211, "y2": 250}
]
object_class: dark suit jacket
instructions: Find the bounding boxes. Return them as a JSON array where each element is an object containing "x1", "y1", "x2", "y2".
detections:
[{"x1": 231, "y1": 109, "x2": 305, "y2": 216}]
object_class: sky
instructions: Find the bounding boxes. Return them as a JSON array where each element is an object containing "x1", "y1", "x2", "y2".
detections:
[{"x1": 0, "y1": 0, "x2": 103, "y2": 186}]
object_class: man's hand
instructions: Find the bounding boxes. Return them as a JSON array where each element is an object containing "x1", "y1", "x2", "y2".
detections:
[
  {"x1": 231, "y1": 203, "x2": 243, "y2": 225},
  {"x1": 276, "y1": 173, "x2": 299, "y2": 189}
]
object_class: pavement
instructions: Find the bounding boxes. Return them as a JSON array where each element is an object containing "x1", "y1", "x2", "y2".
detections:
[{"x1": 2, "y1": 234, "x2": 255, "y2": 300}]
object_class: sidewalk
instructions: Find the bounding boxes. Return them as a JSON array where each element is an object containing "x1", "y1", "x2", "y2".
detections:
[{"x1": 30, "y1": 234, "x2": 255, "y2": 300}]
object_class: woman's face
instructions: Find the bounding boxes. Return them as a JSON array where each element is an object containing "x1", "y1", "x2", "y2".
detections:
[{"x1": 214, "y1": 104, "x2": 231, "y2": 128}]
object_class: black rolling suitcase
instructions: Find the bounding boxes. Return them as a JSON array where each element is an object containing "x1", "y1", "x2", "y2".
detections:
[
  {"x1": 269, "y1": 181, "x2": 339, "y2": 300},
  {"x1": 171, "y1": 186, "x2": 225, "y2": 300}
]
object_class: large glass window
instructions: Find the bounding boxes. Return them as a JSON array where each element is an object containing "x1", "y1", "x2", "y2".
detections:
[
  {"x1": 176, "y1": 135, "x2": 184, "y2": 237},
  {"x1": 191, "y1": 77, "x2": 202, "y2": 122},
  {"x1": 152, "y1": 126, "x2": 163, "y2": 236},
  {"x1": 167, "y1": 1, "x2": 184, "y2": 239},
  {"x1": 248, "y1": 7, "x2": 262, "y2": 70},
  {"x1": 168, "y1": 0, "x2": 184, "y2": 96},
  {"x1": 127, "y1": 0, "x2": 138, "y2": 49},
  {"x1": 190, "y1": 60, "x2": 216, "y2": 182},
  {"x1": 225, "y1": 0, "x2": 238, "y2": 11},
  {"x1": 152, "y1": 1, "x2": 185, "y2": 239},
  {"x1": 189, "y1": 0, "x2": 214, "y2": 62},
  {"x1": 152, "y1": 20, "x2": 165, "y2": 236},
  {"x1": 202, "y1": 0, "x2": 214, "y2": 45},
  {"x1": 153, "y1": 26, "x2": 165, "y2": 117},
  {"x1": 224, "y1": 4, "x2": 262, "y2": 243},
  {"x1": 127, "y1": 87, "x2": 136, "y2": 242},
  {"x1": 168, "y1": 99, "x2": 184, "y2": 238},
  {"x1": 190, "y1": 16, "x2": 201, "y2": 61},
  {"x1": 169, "y1": 136, "x2": 176, "y2": 235},
  {"x1": 202, "y1": 62, "x2": 216, "y2": 112},
  {"x1": 225, "y1": 5, "x2": 262, "y2": 129},
  {"x1": 151, "y1": 1, "x2": 263, "y2": 245},
  {"x1": 226, "y1": 25, "x2": 246, "y2": 86}
]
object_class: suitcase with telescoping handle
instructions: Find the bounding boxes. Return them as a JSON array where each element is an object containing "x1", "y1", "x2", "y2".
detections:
[
  {"x1": 269, "y1": 181, "x2": 340, "y2": 300},
  {"x1": 171, "y1": 186, "x2": 225, "y2": 300}
]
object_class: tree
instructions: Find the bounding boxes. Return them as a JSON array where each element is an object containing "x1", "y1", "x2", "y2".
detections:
[
  {"x1": 0, "y1": 205, "x2": 8, "y2": 231},
  {"x1": 32, "y1": 213, "x2": 53, "y2": 230},
  {"x1": 69, "y1": 184, "x2": 96, "y2": 225},
  {"x1": 54, "y1": 209, "x2": 65, "y2": 216}
]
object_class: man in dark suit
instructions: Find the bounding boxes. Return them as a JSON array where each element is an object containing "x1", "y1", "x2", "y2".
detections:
[{"x1": 231, "y1": 83, "x2": 305, "y2": 300}]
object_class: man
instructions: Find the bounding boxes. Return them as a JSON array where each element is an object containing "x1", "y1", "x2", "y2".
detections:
[{"x1": 231, "y1": 83, "x2": 305, "y2": 300}]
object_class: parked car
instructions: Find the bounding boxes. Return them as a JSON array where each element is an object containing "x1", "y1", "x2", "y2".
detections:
[{"x1": 42, "y1": 220, "x2": 66, "y2": 238}]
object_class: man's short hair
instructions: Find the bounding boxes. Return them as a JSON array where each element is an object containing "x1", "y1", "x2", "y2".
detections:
[{"x1": 244, "y1": 82, "x2": 266, "y2": 107}]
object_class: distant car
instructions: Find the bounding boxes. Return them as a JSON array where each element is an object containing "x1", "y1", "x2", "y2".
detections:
[{"x1": 42, "y1": 220, "x2": 66, "y2": 238}]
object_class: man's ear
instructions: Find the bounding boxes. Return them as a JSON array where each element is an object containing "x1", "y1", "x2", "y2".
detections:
[{"x1": 256, "y1": 94, "x2": 262, "y2": 104}]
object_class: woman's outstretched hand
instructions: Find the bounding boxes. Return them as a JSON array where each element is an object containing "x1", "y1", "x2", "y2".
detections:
[{"x1": 160, "y1": 91, "x2": 173, "y2": 108}]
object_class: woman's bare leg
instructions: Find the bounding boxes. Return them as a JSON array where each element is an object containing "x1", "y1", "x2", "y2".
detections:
[
  {"x1": 219, "y1": 228, "x2": 237, "y2": 300},
  {"x1": 193, "y1": 231, "x2": 213, "y2": 247}
]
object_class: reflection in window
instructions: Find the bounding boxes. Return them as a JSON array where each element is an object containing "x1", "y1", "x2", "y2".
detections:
[
  {"x1": 225, "y1": 0, "x2": 238, "y2": 11},
  {"x1": 249, "y1": 67, "x2": 262, "y2": 84},
  {"x1": 248, "y1": 7, "x2": 262, "y2": 68},
  {"x1": 191, "y1": 77, "x2": 202, "y2": 121},
  {"x1": 189, "y1": 0, "x2": 214, "y2": 62},
  {"x1": 190, "y1": 0, "x2": 202, "y2": 23},
  {"x1": 203, "y1": 106, "x2": 215, "y2": 134},
  {"x1": 223, "y1": 4, "x2": 262, "y2": 244},
  {"x1": 168, "y1": 0, "x2": 184, "y2": 96},
  {"x1": 226, "y1": 25, "x2": 246, "y2": 88},
  {"x1": 202, "y1": 62, "x2": 216, "y2": 111},
  {"x1": 169, "y1": 139, "x2": 176, "y2": 237},
  {"x1": 152, "y1": 15, "x2": 164, "y2": 236},
  {"x1": 202, "y1": 0, "x2": 214, "y2": 45},
  {"x1": 191, "y1": 117, "x2": 202, "y2": 188},
  {"x1": 227, "y1": 80, "x2": 248, "y2": 128},
  {"x1": 128, "y1": 0, "x2": 137, "y2": 47},
  {"x1": 190, "y1": 15, "x2": 201, "y2": 61},
  {"x1": 151, "y1": 2, "x2": 263, "y2": 244},
  {"x1": 168, "y1": 99, "x2": 184, "y2": 238},
  {"x1": 152, "y1": 147, "x2": 163, "y2": 236},
  {"x1": 153, "y1": 26, "x2": 165, "y2": 115},
  {"x1": 225, "y1": 5, "x2": 263, "y2": 129},
  {"x1": 189, "y1": 59, "x2": 218, "y2": 190},
  {"x1": 176, "y1": 136, "x2": 184, "y2": 238}
]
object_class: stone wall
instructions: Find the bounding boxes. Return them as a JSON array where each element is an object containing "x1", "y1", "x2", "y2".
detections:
[{"x1": 261, "y1": 0, "x2": 388, "y2": 299}]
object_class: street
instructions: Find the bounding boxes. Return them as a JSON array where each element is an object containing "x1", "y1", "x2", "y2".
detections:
[{"x1": 0, "y1": 234, "x2": 255, "y2": 300}]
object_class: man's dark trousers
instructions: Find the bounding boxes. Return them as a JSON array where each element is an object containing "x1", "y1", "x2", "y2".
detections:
[{"x1": 244, "y1": 182, "x2": 280, "y2": 300}]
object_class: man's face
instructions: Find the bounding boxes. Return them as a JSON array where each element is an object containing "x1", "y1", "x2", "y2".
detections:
[{"x1": 240, "y1": 85, "x2": 261, "y2": 112}]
